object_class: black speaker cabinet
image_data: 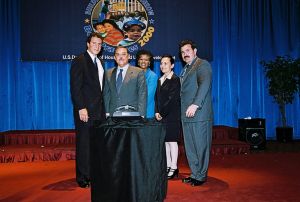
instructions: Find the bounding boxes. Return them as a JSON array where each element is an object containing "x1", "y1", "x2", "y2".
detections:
[{"x1": 238, "y1": 118, "x2": 266, "y2": 149}]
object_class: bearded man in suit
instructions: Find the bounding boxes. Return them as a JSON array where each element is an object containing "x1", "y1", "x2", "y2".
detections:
[
  {"x1": 70, "y1": 32, "x2": 105, "y2": 188},
  {"x1": 104, "y1": 46, "x2": 147, "y2": 116},
  {"x1": 179, "y1": 39, "x2": 213, "y2": 186}
]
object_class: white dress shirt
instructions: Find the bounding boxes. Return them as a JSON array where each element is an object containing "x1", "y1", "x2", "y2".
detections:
[
  {"x1": 116, "y1": 63, "x2": 129, "y2": 82},
  {"x1": 160, "y1": 71, "x2": 174, "y2": 85}
]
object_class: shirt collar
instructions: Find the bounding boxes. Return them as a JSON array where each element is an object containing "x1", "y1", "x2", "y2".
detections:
[
  {"x1": 118, "y1": 63, "x2": 129, "y2": 72},
  {"x1": 87, "y1": 50, "x2": 97, "y2": 61},
  {"x1": 144, "y1": 68, "x2": 151, "y2": 76},
  {"x1": 160, "y1": 71, "x2": 174, "y2": 81}
]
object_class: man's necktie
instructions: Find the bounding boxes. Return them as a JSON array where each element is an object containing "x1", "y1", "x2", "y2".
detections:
[
  {"x1": 116, "y1": 69, "x2": 123, "y2": 93},
  {"x1": 180, "y1": 64, "x2": 189, "y2": 81},
  {"x1": 94, "y1": 57, "x2": 98, "y2": 69}
]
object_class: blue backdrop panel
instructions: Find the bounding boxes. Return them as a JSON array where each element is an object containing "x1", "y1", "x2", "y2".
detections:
[
  {"x1": 20, "y1": 0, "x2": 212, "y2": 61},
  {"x1": 20, "y1": 0, "x2": 86, "y2": 61}
]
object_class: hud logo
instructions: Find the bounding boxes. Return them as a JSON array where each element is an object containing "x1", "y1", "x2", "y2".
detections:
[{"x1": 84, "y1": 0, "x2": 155, "y2": 54}]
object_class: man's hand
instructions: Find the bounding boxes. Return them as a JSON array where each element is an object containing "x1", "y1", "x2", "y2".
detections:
[
  {"x1": 155, "y1": 113, "x2": 162, "y2": 121},
  {"x1": 79, "y1": 108, "x2": 89, "y2": 122},
  {"x1": 185, "y1": 104, "x2": 199, "y2": 118}
]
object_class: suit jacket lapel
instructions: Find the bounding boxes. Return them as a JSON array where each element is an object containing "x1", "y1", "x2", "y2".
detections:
[
  {"x1": 85, "y1": 52, "x2": 100, "y2": 86},
  {"x1": 111, "y1": 67, "x2": 118, "y2": 92},
  {"x1": 181, "y1": 57, "x2": 201, "y2": 84},
  {"x1": 122, "y1": 66, "x2": 133, "y2": 87}
]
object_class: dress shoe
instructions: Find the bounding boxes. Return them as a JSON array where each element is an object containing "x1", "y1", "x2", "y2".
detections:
[
  {"x1": 191, "y1": 179, "x2": 206, "y2": 186},
  {"x1": 168, "y1": 168, "x2": 179, "y2": 179},
  {"x1": 78, "y1": 180, "x2": 90, "y2": 188},
  {"x1": 182, "y1": 177, "x2": 194, "y2": 183}
]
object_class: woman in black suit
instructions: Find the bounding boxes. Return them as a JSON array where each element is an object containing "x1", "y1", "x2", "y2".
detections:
[{"x1": 155, "y1": 55, "x2": 181, "y2": 179}]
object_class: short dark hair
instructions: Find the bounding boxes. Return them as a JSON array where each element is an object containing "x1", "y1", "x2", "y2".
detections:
[
  {"x1": 179, "y1": 39, "x2": 197, "y2": 50},
  {"x1": 136, "y1": 49, "x2": 154, "y2": 68},
  {"x1": 93, "y1": 22, "x2": 103, "y2": 30},
  {"x1": 161, "y1": 55, "x2": 174, "y2": 65},
  {"x1": 86, "y1": 32, "x2": 102, "y2": 44},
  {"x1": 114, "y1": 46, "x2": 128, "y2": 55}
]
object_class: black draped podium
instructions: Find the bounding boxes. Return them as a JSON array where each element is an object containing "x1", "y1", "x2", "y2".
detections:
[{"x1": 90, "y1": 119, "x2": 167, "y2": 202}]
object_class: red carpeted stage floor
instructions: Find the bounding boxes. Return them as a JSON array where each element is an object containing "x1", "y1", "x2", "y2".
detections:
[
  {"x1": 1, "y1": 151, "x2": 300, "y2": 202},
  {"x1": 1, "y1": 128, "x2": 300, "y2": 201}
]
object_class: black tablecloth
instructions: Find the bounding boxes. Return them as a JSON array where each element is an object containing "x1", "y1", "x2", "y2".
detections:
[{"x1": 90, "y1": 119, "x2": 167, "y2": 202}]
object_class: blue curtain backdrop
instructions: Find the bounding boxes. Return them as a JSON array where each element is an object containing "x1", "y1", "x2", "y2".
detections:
[{"x1": 1, "y1": 0, "x2": 300, "y2": 139}]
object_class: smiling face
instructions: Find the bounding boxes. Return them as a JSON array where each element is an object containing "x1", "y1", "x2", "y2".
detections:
[
  {"x1": 95, "y1": 24, "x2": 106, "y2": 34},
  {"x1": 138, "y1": 54, "x2": 151, "y2": 70},
  {"x1": 104, "y1": 23, "x2": 114, "y2": 32},
  {"x1": 126, "y1": 25, "x2": 143, "y2": 41},
  {"x1": 180, "y1": 44, "x2": 197, "y2": 64},
  {"x1": 87, "y1": 36, "x2": 102, "y2": 55},
  {"x1": 160, "y1": 57, "x2": 174, "y2": 74},
  {"x1": 114, "y1": 47, "x2": 129, "y2": 67}
]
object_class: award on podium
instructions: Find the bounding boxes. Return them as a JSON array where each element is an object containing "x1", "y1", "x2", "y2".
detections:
[{"x1": 111, "y1": 105, "x2": 143, "y2": 121}]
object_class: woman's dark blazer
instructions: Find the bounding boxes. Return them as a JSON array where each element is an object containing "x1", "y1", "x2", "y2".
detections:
[{"x1": 155, "y1": 73, "x2": 181, "y2": 141}]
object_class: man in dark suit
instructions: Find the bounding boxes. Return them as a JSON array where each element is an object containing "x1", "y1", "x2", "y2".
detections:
[
  {"x1": 179, "y1": 40, "x2": 213, "y2": 186},
  {"x1": 70, "y1": 32, "x2": 105, "y2": 188},
  {"x1": 104, "y1": 46, "x2": 147, "y2": 116}
]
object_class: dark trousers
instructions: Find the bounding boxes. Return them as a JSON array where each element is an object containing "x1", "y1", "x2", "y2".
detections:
[{"x1": 75, "y1": 119, "x2": 93, "y2": 183}]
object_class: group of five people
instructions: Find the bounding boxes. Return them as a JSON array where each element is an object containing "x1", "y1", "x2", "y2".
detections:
[{"x1": 70, "y1": 32, "x2": 213, "y2": 200}]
